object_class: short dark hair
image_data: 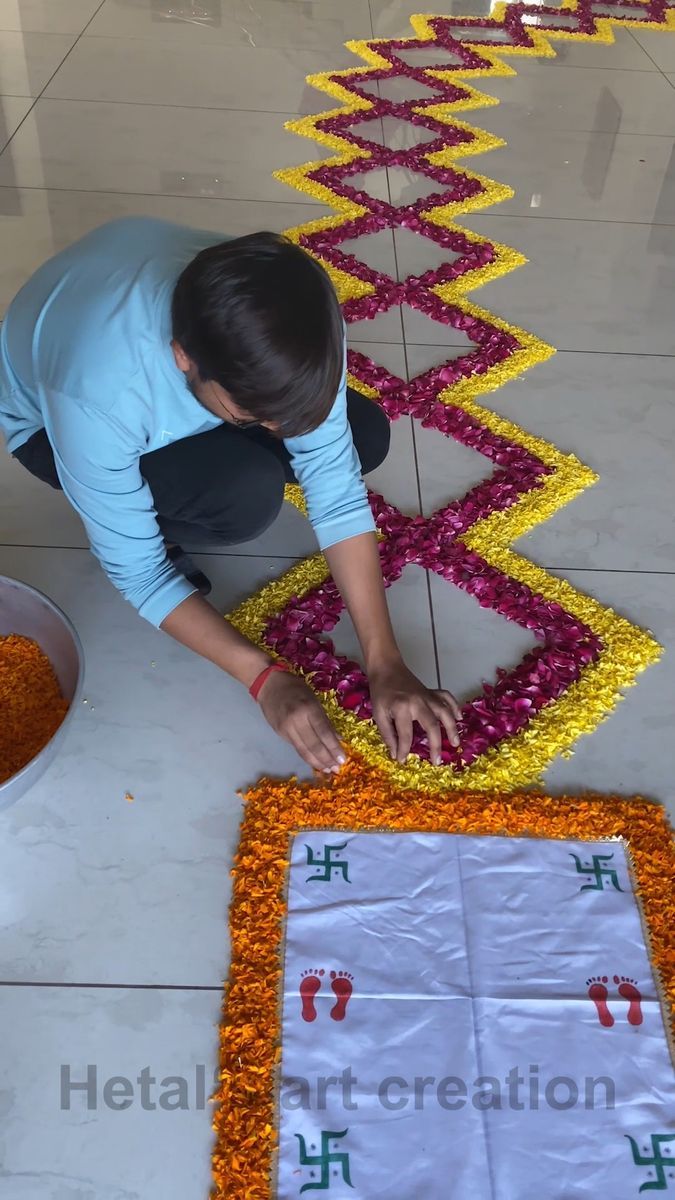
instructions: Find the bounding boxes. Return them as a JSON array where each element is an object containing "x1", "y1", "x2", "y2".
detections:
[{"x1": 171, "y1": 232, "x2": 344, "y2": 438}]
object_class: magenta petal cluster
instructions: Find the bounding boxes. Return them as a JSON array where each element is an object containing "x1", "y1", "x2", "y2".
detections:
[
  {"x1": 258, "y1": 4, "x2": 672, "y2": 770},
  {"x1": 265, "y1": 461, "x2": 603, "y2": 771}
]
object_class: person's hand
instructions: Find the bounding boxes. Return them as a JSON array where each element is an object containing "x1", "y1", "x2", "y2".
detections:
[
  {"x1": 256, "y1": 669, "x2": 346, "y2": 774},
  {"x1": 368, "y1": 659, "x2": 461, "y2": 765}
]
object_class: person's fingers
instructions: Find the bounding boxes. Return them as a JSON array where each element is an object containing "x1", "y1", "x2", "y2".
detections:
[
  {"x1": 288, "y1": 721, "x2": 336, "y2": 773},
  {"x1": 372, "y1": 704, "x2": 398, "y2": 760},
  {"x1": 296, "y1": 720, "x2": 338, "y2": 773},
  {"x1": 438, "y1": 689, "x2": 463, "y2": 727},
  {"x1": 430, "y1": 694, "x2": 461, "y2": 750},
  {"x1": 266, "y1": 679, "x2": 344, "y2": 773},
  {"x1": 392, "y1": 709, "x2": 414, "y2": 763},
  {"x1": 306, "y1": 708, "x2": 345, "y2": 772},
  {"x1": 414, "y1": 702, "x2": 443, "y2": 766},
  {"x1": 437, "y1": 705, "x2": 460, "y2": 751},
  {"x1": 286, "y1": 726, "x2": 324, "y2": 772}
]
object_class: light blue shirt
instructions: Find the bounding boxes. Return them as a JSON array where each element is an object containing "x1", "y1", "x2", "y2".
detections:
[{"x1": 0, "y1": 217, "x2": 374, "y2": 626}]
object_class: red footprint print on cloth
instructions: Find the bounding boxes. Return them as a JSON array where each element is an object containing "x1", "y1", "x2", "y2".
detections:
[
  {"x1": 587, "y1": 975, "x2": 614, "y2": 1027},
  {"x1": 299, "y1": 969, "x2": 324, "y2": 1022},
  {"x1": 330, "y1": 971, "x2": 354, "y2": 1022},
  {"x1": 614, "y1": 975, "x2": 644, "y2": 1026}
]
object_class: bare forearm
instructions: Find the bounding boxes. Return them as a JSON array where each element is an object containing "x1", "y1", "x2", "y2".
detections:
[
  {"x1": 160, "y1": 591, "x2": 344, "y2": 772},
  {"x1": 160, "y1": 536, "x2": 397, "y2": 685},
  {"x1": 325, "y1": 531, "x2": 461, "y2": 760},
  {"x1": 324, "y1": 532, "x2": 401, "y2": 671},
  {"x1": 160, "y1": 592, "x2": 270, "y2": 687}
]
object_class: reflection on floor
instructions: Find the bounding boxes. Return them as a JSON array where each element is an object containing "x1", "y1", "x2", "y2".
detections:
[{"x1": 0, "y1": 1, "x2": 674, "y2": 1194}]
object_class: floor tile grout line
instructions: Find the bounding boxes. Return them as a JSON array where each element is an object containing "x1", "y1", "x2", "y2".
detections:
[
  {"x1": 4, "y1": 93, "x2": 675, "y2": 134},
  {"x1": 1, "y1": 182, "x2": 673, "y2": 229},
  {"x1": 0, "y1": 172, "x2": 674, "y2": 229},
  {"x1": 380, "y1": 132, "x2": 408, "y2": 345},
  {"x1": 398, "y1": 346, "x2": 675, "y2": 359},
  {"x1": 0, "y1": 105, "x2": 27, "y2": 156},
  {"x1": 3, "y1": 539, "x2": 675, "y2": 575},
  {"x1": 32, "y1": 30, "x2": 386, "y2": 52},
  {"x1": 364, "y1": 115, "x2": 440, "y2": 692},
  {"x1": 524, "y1": 566, "x2": 675, "y2": 576},
  {"x1": 16, "y1": 22, "x2": 668, "y2": 74},
  {"x1": 423, "y1": 566, "x2": 443, "y2": 690},
  {"x1": 482, "y1": 126, "x2": 675, "y2": 138},
  {"x1": 21, "y1": 51, "x2": 670, "y2": 80},
  {"x1": 408, "y1": 414, "x2": 444, "y2": 688},
  {"x1": 45, "y1": 98, "x2": 342, "y2": 117},
  {"x1": 496, "y1": 62, "x2": 665, "y2": 72},
  {"x1": 0, "y1": 980, "x2": 224, "y2": 991},
  {"x1": 2, "y1": 542, "x2": 675, "y2": 575},
  {"x1": 1, "y1": 341, "x2": 673, "y2": 362},
  {"x1": 0, "y1": 28, "x2": 102, "y2": 40},
  {"x1": 400, "y1": 321, "x2": 454, "y2": 690},
  {"x1": 1, "y1": 94, "x2": 315, "y2": 116},
  {"x1": 1, "y1": 327, "x2": 672, "y2": 359},
  {"x1": 2, "y1": 91, "x2": 47, "y2": 100},
  {"x1": 0, "y1": 0, "x2": 108, "y2": 157},
  {"x1": 0, "y1": 29, "x2": 88, "y2": 37},
  {"x1": 554, "y1": 347, "x2": 675, "y2": 357},
  {"x1": 474, "y1": 60, "x2": 667, "y2": 78},
  {"x1": 466, "y1": 213, "x2": 675, "y2": 228},
  {"x1": 0, "y1": 25, "x2": 667, "y2": 74},
  {"x1": 0, "y1": 542, "x2": 304, "y2": 559},
  {"x1": 374, "y1": 345, "x2": 675, "y2": 359},
  {"x1": 0, "y1": 183, "x2": 331, "y2": 206},
  {"x1": 626, "y1": 26, "x2": 674, "y2": 86}
]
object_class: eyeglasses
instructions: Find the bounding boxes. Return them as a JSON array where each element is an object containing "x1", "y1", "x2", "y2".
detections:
[
  {"x1": 210, "y1": 382, "x2": 260, "y2": 430},
  {"x1": 221, "y1": 402, "x2": 260, "y2": 430}
]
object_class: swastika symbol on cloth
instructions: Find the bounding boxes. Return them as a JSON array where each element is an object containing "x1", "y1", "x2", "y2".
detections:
[
  {"x1": 305, "y1": 843, "x2": 350, "y2": 883},
  {"x1": 570, "y1": 852, "x2": 624, "y2": 892},
  {"x1": 295, "y1": 1129, "x2": 354, "y2": 1192},
  {"x1": 626, "y1": 1133, "x2": 675, "y2": 1192}
]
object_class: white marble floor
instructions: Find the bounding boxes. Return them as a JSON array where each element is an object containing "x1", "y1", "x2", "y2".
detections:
[{"x1": 0, "y1": 1, "x2": 674, "y2": 1195}]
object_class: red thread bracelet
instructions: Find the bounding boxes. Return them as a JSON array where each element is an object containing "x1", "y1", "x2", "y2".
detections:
[{"x1": 249, "y1": 662, "x2": 289, "y2": 702}]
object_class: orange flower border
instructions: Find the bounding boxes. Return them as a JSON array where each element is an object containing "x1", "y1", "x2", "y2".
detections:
[{"x1": 211, "y1": 760, "x2": 675, "y2": 1199}]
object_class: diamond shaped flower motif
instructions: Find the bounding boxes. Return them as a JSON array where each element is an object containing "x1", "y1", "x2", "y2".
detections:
[
  {"x1": 232, "y1": 379, "x2": 658, "y2": 790},
  {"x1": 233, "y1": 383, "x2": 654, "y2": 790},
  {"x1": 258, "y1": 496, "x2": 603, "y2": 766},
  {"x1": 229, "y1": 3, "x2": 666, "y2": 792}
]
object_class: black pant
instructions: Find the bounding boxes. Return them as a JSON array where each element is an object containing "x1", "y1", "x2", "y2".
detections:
[{"x1": 13, "y1": 387, "x2": 390, "y2": 546}]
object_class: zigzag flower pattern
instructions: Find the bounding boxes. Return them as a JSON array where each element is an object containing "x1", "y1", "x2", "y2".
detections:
[{"x1": 229, "y1": 1, "x2": 671, "y2": 792}]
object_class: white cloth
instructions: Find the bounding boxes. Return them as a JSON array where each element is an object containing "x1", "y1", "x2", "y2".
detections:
[{"x1": 276, "y1": 833, "x2": 675, "y2": 1198}]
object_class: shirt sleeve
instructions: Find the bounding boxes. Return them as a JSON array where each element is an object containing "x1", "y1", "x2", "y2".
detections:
[
  {"x1": 42, "y1": 390, "x2": 195, "y2": 627},
  {"x1": 283, "y1": 343, "x2": 375, "y2": 550}
]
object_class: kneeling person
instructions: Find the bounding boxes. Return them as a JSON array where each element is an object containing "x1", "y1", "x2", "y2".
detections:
[{"x1": 1, "y1": 218, "x2": 460, "y2": 770}]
